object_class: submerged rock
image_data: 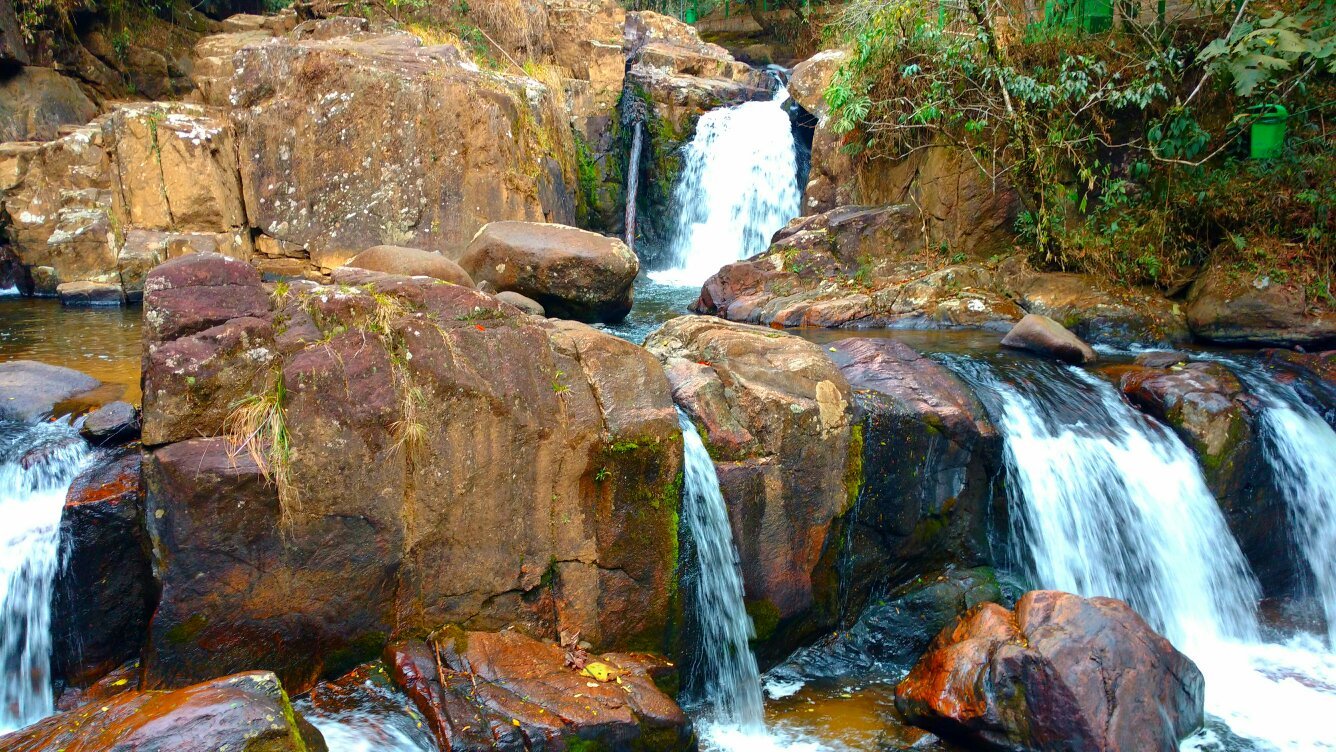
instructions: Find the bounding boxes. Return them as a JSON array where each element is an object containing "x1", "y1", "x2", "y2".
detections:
[
  {"x1": 460, "y1": 221, "x2": 638, "y2": 323},
  {"x1": 52, "y1": 450, "x2": 154, "y2": 689},
  {"x1": 646, "y1": 315, "x2": 854, "y2": 657},
  {"x1": 896, "y1": 591, "x2": 1204, "y2": 752},
  {"x1": 0, "y1": 361, "x2": 102, "y2": 422},
  {"x1": 0, "y1": 671, "x2": 324, "y2": 752},
  {"x1": 1000, "y1": 314, "x2": 1098, "y2": 364},
  {"x1": 386, "y1": 630, "x2": 691, "y2": 751}
]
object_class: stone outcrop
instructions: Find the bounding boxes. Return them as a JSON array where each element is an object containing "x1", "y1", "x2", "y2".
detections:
[
  {"x1": 140, "y1": 254, "x2": 682, "y2": 693},
  {"x1": 0, "y1": 66, "x2": 98, "y2": 142},
  {"x1": 460, "y1": 221, "x2": 638, "y2": 322},
  {"x1": 386, "y1": 630, "x2": 691, "y2": 751},
  {"x1": 1187, "y1": 257, "x2": 1336, "y2": 348},
  {"x1": 0, "y1": 671, "x2": 324, "y2": 752},
  {"x1": 0, "y1": 360, "x2": 102, "y2": 421},
  {"x1": 645, "y1": 316, "x2": 854, "y2": 656},
  {"x1": 1008, "y1": 270, "x2": 1190, "y2": 347},
  {"x1": 1000, "y1": 313, "x2": 1098, "y2": 364},
  {"x1": 828, "y1": 338, "x2": 1002, "y2": 617},
  {"x1": 692, "y1": 205, "x2": 1025, "y2": 330},
  {"x1": 52, "y1": 450, "x2": 155, "y2": 688},
  {"x1": 896, "y1": 591, "x2": 1205, "y2": 752},
  {"x1": 787, "y1": 48, "x2": 847, "y2": 117}
]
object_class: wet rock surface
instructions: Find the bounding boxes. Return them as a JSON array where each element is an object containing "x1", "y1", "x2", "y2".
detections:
[
  {"x1": 0, "y1": 671, "x2": 324, "y2": 752},
  {"x1": 0, "y1": 361, "x2": 103, "y2": 422},
  {"x1": 1000, "y1": 314, "x2": 1098, "y2": 364},
  {"x1": 1188, "y1": 258, "x2": 1336, "y2": 348},
  {"x1": 896, "y1": 591, "x2": 1205, "y2": 752}
]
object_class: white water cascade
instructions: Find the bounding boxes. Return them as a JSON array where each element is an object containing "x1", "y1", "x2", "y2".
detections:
[
  {"x1": 945, "y1": 356, "x2": 1336, "y2": 752},
  {"x1": 0, "y1": 421, "x2": 89, "y2": 734},
  {"x1": 650, "y1": 87, "x2": 802, "y2": 287}
]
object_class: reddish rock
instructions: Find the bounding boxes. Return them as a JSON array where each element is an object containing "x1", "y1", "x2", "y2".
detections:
[
  {"x1": 54, "y1": 660, "x2": 141, "y2": 713},
  {"x1": 1010, "y1": 271, "x2": 1190, "y2": 347},
  {"x1": 1000, "y1": 314, "x2": 1098, "y2": 364},
  {"x1": 142, "y1": 253, "x2": 270, "y2": 343},
  {"x1": 0, "y1": 671, "x2": 324, "y2": 752},
  {"x1": 896, "y1": 591, "x2": 1204, "y2": 752},
  {"x1": 52, "y1": 450, "x2": 155, "y2": 689},
  {"x1": 385, "y1": 631, "x2": 691, "y2": 751}
]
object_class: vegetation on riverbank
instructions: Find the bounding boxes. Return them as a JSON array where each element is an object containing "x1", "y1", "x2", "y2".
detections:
[{"x1": 822, "y1": 0, "x2": 1333, "y2": 298}]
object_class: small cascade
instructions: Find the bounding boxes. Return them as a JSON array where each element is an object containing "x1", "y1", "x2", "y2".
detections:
[
  {"x1": 944, "y1": 357, "x2": 1261, "y2": 645},
  {"x1": 944, "y1": 354, "x2": 1336, "y2": 751},
  {"x1": 0, "y1": 420, "x2": 89, "y2": 733},
  {"x1": 649, "y1": 84, "x2": 802, "y2": 287},
  {"x1": 677, "y1": 408, "x2": 765, "y2": 730},
  {"x1": 1225, "y1": 360, "x2": 1336, "y2": 646},
  {"x1": 624, "y1": 120, "x2": 645, "y2": 255}
]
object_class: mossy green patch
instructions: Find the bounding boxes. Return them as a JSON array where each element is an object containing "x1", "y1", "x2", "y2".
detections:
[
  {"x1": 164, "y1": 612, "x2": 207, "y2": 645},
  {"x1": 745, "y1": 599, "x2": 781, "y2": 644},
  {"x1": 322, "y1": 630, "x2": 387, "y2": 680}
]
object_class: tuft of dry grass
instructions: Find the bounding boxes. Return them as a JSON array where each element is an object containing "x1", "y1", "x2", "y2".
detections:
[{"x1": 224, "y1": 375, "x2": 299, "y2": 529}]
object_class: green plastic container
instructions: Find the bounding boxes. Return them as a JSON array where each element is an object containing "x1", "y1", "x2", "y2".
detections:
[
  {"x1": 1250, "y1": 104, "x2": 1288, "y2": 159},
  {"x1": 684, "y1": 7, "x2": 698, "y2": 23},
  {"x1": 1080, "y1": 0, "x2": 1113, "y2": 32}
]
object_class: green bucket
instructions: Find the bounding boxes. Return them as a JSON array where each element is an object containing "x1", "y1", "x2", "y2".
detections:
[
  {"x1": 684, "y1": 7, "x2": 698, "y2": 23},
  {"x1": 1250, "y1": 104, "x2": 1288, "y2": 159}
]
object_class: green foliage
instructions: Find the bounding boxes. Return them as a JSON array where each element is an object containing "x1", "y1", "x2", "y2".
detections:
[{"x1": 824, "y1": 0, "x2": 1334, "y2": 290}]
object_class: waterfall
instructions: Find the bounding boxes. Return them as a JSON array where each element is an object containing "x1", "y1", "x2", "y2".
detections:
[
  {"x1": 678, "y1": 408, "x2": 765, "y2": 729},
  {"x1": 944, "y1": 355, "x2": 1336, "y2": 752},
  {"x1": 649, "y1": 87, "x2": 802, "y2": 287},
  {"x1": 1223, "y1": 360, "x2": 1336, "y2": 646},
  {"x1": 624, "y1": 119, "x2": 644, "y2": 255},
  {"x1": 0, "y1": 420, "x2": 88, "y2": 733}
]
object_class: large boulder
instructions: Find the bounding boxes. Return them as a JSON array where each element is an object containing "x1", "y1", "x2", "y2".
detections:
[
  {"x1": 0, "y1": 361, "x2": 102, "y2": 421},
  {"x1": 787, "y1": 49, "x2": 848, "y2": 117},
  {"x1": 692, "y1": 206, "x2": 1025, "y2": 330},
  {"x1": 827, "y1": 338, "x2": 1002, "y2": 617},
  {"x1": 645, "y1": 316, "x2": 854, "y2": 657},
  {"x1": 1000, "y1": 313, "x2": 1098, "y2": 364},
  {"x1": 344, "y1": 245, "x2": 474, "y2": 287},
  {"x1": 0, "y1": 66, "x2": 98, "y2": 142},
  {"x1": 460, "y1": 221, "x2": 638, "y2": 323},
  {"x1": 1, "y1": 0, "x2": 28, "y2": 66},
  {"x1": 0, "y1": 671, "x2": 324, "y2": 752},
  {"x1": 385, "y1": 630, "x2": 691, "y2": 751},
  {"x1": 1187, "y1": 257, "x2": 1336, "y2": 348},
  {"x1": 896, "y1": 591, "x2": 1205, "y2": 752},
  {"x1": 1119, "y1": 361, "x2": 1292, "y2": 595},
  {"x1": 229, "y1": 31, "x2": 577, "y2": 273},
  {"x1": 141, "y1": 264, "x2": 682, "y2": 693},
  {"x1": 52, "y1": 450, "x2": 155, "y2": 688}
]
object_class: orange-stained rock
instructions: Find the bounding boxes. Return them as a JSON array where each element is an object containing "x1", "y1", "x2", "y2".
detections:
[
  {"x1": 896, "y1": 591, "x2": 1204, "y2": 752},
  {"x1": 385, "y1": 630, "x2": 691, "y2": 752},
  {"x1": 0, "y1": 671, "x2": 324, "y2": 752}
]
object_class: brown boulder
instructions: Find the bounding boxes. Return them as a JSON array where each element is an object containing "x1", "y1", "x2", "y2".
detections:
[
  {"x1": 344, "y1": 245, "x2": 474, "y2": 287},
  {"x1": 52, "y1": 450, "x2": 155, "y2": 689},
  {"x1": 646, "y1": 316, "x2": 854, "y2": 655},
  {"x1": 1010, "y1": 271, "x2": 1190, "y2": 347},
  {"x1": 0, "y1": 361, "x2": 102, "y2": 422},
  {"x1": 787, "y1": 49, "x2": 848, "y2": 116},
  {"x1": 142, "y1": 252, "x2": 270, "y2": 343},
  {"x1": 57, "y1": 280, "x2": 124, "y2": 306},
  {"x1": 78, "y1": 400, "x2": 140, "y2": 446},
  {"x1": 497, "y1": 289, "x2": 546, "y2": 316},
  {"x1": 0, "y1": 671, "x2": 324, "y2": 752},
  {"x1": 141, "y1": 272, "x2": 682, "y2": 693},
  {"x1": 385, "y1": 631, "x2": 691, "y2": 751},
  {"x1": 0, "y1": 66, "x2": 98, "y2": 142},
  {"x1": 1187, "y1": 257, "x2": 1336, "y2": 347},
  {"x1": 460, "y1": 221, "x2": 638, "y2": 323},
  {"x1": 896, "y1": 591, "x2": 1205, "y2": 752},
  {"x1": 1001, "y1": 314, "x2": 1098, "y2": 364}
]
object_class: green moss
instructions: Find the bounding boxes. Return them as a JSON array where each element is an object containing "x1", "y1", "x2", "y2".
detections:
[
  {"x1": 322, "y1": 630, "x2": 387, "y2": 680},
  {"x1": 164, "y1": 613, "x2": 207, "y2": 645},
  {"x1": 745, "y1": 600, "x2": 781, "y2": 644},
  {"x1": 843, "y1": 422, "x2": 865, "y2": 513}
]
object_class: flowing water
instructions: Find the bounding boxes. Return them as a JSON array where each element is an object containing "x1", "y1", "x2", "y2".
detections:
[
  {"x1": 0, "y1": 420, "x2": 90, "y2": 733},
  {"x1": 625, "y1": 119, "x2": 645, "y2": 255},
  {"x1": 944, "y1": 353, "x2": 1336, "y2": 752},
  {"x1": 649, "y1": 87, "x2": 802, "y2": 287}
]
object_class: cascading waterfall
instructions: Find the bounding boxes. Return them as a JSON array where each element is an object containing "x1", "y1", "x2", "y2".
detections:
[
  {"x1": 944, "y1": 354, "x2": 1336, "y2": 752},
  {"x1": 678, "y1": 408, "x2": 765, "y2": 730},
  {"x1": 0, "y1": 420, "x2": 89, "y2": 733},
  {"x1": 1222, "y1": 360, "x2": 1336, "y2": 646},
  {"x1": 649, "y1": 86, "x2": 802, "y2": 287}
]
